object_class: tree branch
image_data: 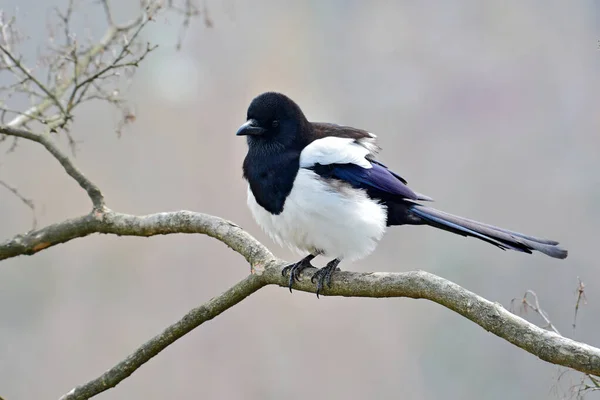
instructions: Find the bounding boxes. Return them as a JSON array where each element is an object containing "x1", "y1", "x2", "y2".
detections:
[
  {"x1": 3, "y1": 14, "x2": 143, "y2": 130},
  {"x1": 0, "y1": 125, "x2": 105, "y2": 209},
  {"x1": 1, "y1": 0, "x2": 199, "y2": 133},
  {"x1": 0, "y1": 209, "x2": 274, "y2": 267},
  {"x1": 0, "y1": 2, "x2": 595, "y2": 399},
  {"x1": 59, "y1": 273, "x2": 267, "y2": 400},
  {"x1": 0, "y1": 43, "x2": 68, "y2": 117},
  {"x1": 0, "y1": 157, "x2": 597, "y2": 399},
  {"x1": 46, "y1": 222, "x2": 599, "y2": 399},
  {"x1": 2, "y1": 209, "x2": 600, "y2": 393},
  {"x1": 261, "y1": 268, "x2": 600, "y2": 377}
]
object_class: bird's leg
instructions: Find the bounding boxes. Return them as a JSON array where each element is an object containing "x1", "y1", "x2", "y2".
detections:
[
  {"x1": 311, "y1": 258, "x2": 341, "y2": 298},
  {"x1": 281, "y1": 254, "x2": 317, "y2": 293}
]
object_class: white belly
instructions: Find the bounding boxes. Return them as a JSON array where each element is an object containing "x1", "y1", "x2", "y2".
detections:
[{"x1": 247, "y1": 169, "x2": 387, "y2": 261}]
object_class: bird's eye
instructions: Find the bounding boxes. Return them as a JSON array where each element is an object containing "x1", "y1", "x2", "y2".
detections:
[{"x1": 271, "y1": 120, "x2": 279, "y2": 128}]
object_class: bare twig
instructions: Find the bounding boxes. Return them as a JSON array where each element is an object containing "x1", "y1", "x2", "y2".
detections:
[
  {"x1": 54, "y1": 0, "x2": 76, "y2": 48},
  {"x1": 573, "y1": 277, "x2": 587, "y2": 330},
  {"x1": 5, "y1": 135, "x2": 18, "y2": 153},
  {"x1": 512, "y1": 286, "x2": 599, "y2": 399},
  {"x1": 0, "y1": 43, "x2": 69, "y2": 118},
  {"x1": 0, "y1": 179, "x2": 37, "y2": 229},
  {"x1": 99, "y1": 0, "x2": 114, "y2": 27},
  {"x1": 4, "y1": 13, "x2": 144, "y2": 130},
  {"x1": 511, "y1": 290, "x2": 561, "y2": 335},
  {"x1": 570, "y1": 277, "x2": 597, "y2": 399},
  {"x1": 64, "y1": 15, "x2": 156, "y2": 114},
  {"x1": 574, "y1": 373, "x2": 600, "y2": 399},
  {"x1": 0, "y1": 0, "x2": 201, "y2": 143},
  {"x1": 169, "y1": 0, "x2": 201, "y2": 50},
  {"x1": 0, "y1": 11, "x2": 17, "y2": 63}
]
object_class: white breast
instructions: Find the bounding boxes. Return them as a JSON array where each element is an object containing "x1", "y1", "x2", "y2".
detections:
[{"x1": 247, "y1": 169, "x2": 387, "y2": 261}]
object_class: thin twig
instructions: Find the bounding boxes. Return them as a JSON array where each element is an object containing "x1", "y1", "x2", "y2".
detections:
[
  {"x1": 511, "y1": 290, "x2": 561, "y2": 335},
  {"x1": 0, "y1": 179, "x2": 37, "y2": 229},
  {"x1": 100, "y1": 0, "x2": 114, "y2": 26},
  {"x1": 512, "y1": 286, "x2": 599, "y2": 399},
  {"x1": 65, "y1": 15, "x2": 153, "y2": 113},
  {"x1": 6, "y1": 15, "x2": 143, "y2": 129},
  {"x1": 54, "y1": 0, "x2": 76, "y2": 48},
  {"x1": 0, "y1": 43, "x2": 69, "y2": 118},
  {"x1": 573, "y1": 277, "x2": 587, "y2": 330}
]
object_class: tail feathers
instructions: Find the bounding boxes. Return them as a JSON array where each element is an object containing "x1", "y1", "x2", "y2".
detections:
[
  {"x1": 415, "y1": 192, "x2": 434, "y2": 202},
  {"x1": 409, "y1": 205, "x2": 568, "y2": 259}
]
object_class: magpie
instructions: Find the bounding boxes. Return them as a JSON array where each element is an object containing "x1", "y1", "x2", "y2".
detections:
[{"x1": 237, "y1": 92, "x2": 568, "y2": 297}]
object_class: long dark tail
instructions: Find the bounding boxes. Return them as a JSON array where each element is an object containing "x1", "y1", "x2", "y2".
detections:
[{"x1": 408, "y1": 204, "x2": 568, "y2": 259}]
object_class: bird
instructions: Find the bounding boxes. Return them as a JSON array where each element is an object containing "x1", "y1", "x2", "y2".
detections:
[{"x1": 236, "y1": 92, "x2": 568, "y2": 297}]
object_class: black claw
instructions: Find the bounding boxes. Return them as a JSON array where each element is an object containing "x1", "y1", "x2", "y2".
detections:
[
  {"x1": 311, "y1": 259, "x2": 341, "y2": 298},
  {"x1": 287, "y1": 270, "x2": 295, "y2": 293},
  {"x1": 281, "y1": 264, "x2": 297, "y2": 293},
  {"x1": 281, "y1": 254, "x2": 316, "y2": 293},
  {"x1": 326, "y1": 271, "x2": 334, "y2": 288}
]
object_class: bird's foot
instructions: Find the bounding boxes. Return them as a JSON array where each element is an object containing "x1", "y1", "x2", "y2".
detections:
[
  {"x1": 282, "y1": 254, "x2": 316, "y2": 293},
  {"x1": 311, "y1": 258, "x2": 341, "y2": 298}
]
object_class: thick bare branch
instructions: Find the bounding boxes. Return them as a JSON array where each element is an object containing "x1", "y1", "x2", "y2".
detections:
[
  {"x1": 0, "y1": 210, "x2": 274, "y2": 270},
  {"x1": 3, "y1": 208, "x2": 597, "y2": 399},
  {"x1": 33, "y1": 205, "x2": 596, "y2": 399},
  {"x1": 261, "y1": 268, "x2": 600, "y2": 376},
  {"x1": 0, "y1": 125, "x2": 105, "y2": 209},
  {"x1": 0, "y1": 158, "x2": 595, "y2": 397}
]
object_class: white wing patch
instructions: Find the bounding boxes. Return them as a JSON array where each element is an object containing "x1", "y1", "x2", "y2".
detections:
[{"x1": 299, "y1": 137, "x2": 373, "y2": 169}]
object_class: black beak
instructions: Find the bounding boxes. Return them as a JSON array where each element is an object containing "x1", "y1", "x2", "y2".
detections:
[{"x1": 236, "y1": 119, "x2": 265, "y2": 136}]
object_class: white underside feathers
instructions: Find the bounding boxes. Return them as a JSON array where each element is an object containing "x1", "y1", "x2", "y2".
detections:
[{"x1": 247, "y1": 169, "x2": 387, "y2": 261}]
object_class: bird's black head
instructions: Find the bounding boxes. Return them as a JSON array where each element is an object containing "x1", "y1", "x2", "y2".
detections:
[{"x1": 236, "y1": 92, "x2": 309, "y2": 148}]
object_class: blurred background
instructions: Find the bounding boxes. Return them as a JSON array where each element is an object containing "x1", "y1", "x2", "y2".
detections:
[{"x1": 0, "y1": 1, "x2": 599, "y2": 399}]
